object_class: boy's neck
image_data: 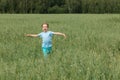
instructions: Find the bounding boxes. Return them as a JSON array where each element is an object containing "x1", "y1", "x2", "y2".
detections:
[{"x1": 43, "y1": 30, "x2": 48, "y2": 32}]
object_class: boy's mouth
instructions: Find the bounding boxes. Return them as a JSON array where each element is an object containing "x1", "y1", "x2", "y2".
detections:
[{"x1": 44, "y1": 29, "x2": 47, "y2": 30}]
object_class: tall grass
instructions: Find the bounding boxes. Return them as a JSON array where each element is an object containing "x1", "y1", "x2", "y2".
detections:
[{"x1": 0, "y1": 14, "x2": 120, "y2": 80}]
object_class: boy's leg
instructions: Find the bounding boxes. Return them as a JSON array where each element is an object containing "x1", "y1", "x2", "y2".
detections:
[
  {"x1": 42, "y1": 48, "x2": 48, "y2": 57},
  {"x1": 42, "y1": 47, "x2": 52, "y2": 57},
  {"x1": 47, "y1": 47, "x2": 52, "y2": 54}
]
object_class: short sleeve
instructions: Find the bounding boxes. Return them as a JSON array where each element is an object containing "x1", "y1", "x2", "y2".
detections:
[
  {"x1": 49, "y1": 31, "x2": 54, "y2": 36},
  {"x1": 37, "y1": 33, "x2": 42, "y2": 38}
]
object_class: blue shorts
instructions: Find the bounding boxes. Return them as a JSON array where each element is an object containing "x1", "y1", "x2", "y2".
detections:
[{"x1": 42, "y1": 47, "x2": 52, "y2": 57}]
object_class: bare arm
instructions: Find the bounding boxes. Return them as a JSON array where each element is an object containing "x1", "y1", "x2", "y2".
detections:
[
  {"x1": 53, "y1": 32, "x2": 66, "y2": 38},
  {"x1": 25, "y1": 34, "x2": 38, "y2": 38}
]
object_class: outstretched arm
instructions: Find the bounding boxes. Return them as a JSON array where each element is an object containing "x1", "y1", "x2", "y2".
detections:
[
  {"x1": 25, "y1": 34, "x2": 38, "y2": 38},
  {"x1": 53, "y1": 32, "x2": 66, "y2": 38}
]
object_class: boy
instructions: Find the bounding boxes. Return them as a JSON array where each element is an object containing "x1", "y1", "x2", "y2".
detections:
[{"x1": 25, "y1": 23, "x2": 66, "y2": 57}]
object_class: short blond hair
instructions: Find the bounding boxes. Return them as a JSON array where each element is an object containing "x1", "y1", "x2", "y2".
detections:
[{"x1": 41, "y1": 23, "x2": 49, "y2": 28}]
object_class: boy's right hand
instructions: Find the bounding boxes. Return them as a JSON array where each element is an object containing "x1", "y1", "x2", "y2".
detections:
[{"x1": 24, "y1": 34, "x2": 30, "y2": 37}]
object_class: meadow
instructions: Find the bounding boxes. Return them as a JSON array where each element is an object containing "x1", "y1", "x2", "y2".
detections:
[{"x1": 0, "y1": 14, "x2": 120, "y2": 80}]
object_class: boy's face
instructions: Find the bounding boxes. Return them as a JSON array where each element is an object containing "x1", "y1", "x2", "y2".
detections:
[{"x1": 42, "y1": 24, "x2": 48, "y2": 32}]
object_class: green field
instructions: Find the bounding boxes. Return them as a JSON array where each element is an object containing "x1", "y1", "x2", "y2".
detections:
[{"x1": 0, "y1": 14, "x2": 120, "y2": 80}]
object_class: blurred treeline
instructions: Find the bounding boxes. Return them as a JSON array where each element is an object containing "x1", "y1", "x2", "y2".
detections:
[{"x1": 0, "y1": 0, "x2": 120, "y2": 13}]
